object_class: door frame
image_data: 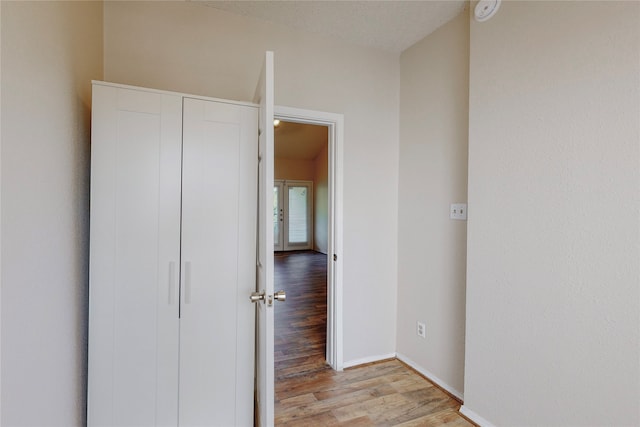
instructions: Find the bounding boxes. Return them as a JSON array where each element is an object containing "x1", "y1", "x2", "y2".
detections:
[{"x1": 274, "y1": 106, "x2": 344, "y2": 371}]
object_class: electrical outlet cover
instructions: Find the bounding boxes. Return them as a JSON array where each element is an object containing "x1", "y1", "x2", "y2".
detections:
[{"x1": 417, "y1": 321, "x2": 426, "y2": 338}]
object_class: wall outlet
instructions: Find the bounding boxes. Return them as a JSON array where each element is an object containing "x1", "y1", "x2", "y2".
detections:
[
  {"x1": 416, "y1": 321, "x2": 426, "y2": 338},
  {"x1": 450, "y1": 203, "x2": 467, "y2": 220}
]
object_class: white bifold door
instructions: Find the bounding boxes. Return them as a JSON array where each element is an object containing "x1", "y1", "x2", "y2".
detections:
[{"x1": 88, "y1": 82, "x2": 257, "y2": 426}]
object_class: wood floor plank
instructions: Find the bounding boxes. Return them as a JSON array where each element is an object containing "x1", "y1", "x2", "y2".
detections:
[
  {"x1": 393, "y1": 409, "x2": 474, "y2": 427},
  {"x1": 274, "y1": 251, "x2": 474, "y2": 426},
  {"x1": 331, "y1": 393, "x2": 418, "y2": 423},
  {"x1": 277, "y1": 388, "x2": 382, "y2": 424},
  {"x1": 277, "y1": 393, "x2": 318, "y2": 410},
  {"x1": 278, "y1": 410, "x2": 339, "y2": 426},
  {"x1": 313, "y1": 373, "x2": 409, "y2": 401}
]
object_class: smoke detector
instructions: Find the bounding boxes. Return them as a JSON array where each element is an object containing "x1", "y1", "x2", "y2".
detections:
[{"x1": 474, "y1": 0, "x2": 501, "y2": 22}]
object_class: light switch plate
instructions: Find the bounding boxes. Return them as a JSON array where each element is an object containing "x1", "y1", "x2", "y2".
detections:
[{"x1": 450, "y1": 203, "x2": 467, "y2": 220}]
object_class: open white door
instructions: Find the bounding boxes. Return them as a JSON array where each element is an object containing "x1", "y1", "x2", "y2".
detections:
[{"x1": 254, "y1": 51, "x2": 275, "y2": 427}]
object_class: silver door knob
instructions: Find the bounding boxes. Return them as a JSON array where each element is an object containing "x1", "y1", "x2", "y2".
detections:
[
  {"x1": 250, "y1": 291, "x2": 265, "y2": 303},
  {"x1": 274, "y1": 290, "x2": 286, "y2": 302}
]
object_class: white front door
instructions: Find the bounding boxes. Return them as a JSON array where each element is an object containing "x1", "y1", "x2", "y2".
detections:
[{"x1": 255, "y1": 51, "x2": 276, "y2": 427}]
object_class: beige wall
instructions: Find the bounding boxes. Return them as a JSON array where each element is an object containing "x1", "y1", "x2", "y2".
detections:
[
  {"x1": 314, "y1": 144, "x2": 329, "y2": 254},
  {"x1": 1, "y1": 1, "x2": 103, "y2": 425},
  {"x1": 104, "y1": 1, "x2": 400, "y2": 363},
  {"x1": 275, "y1": 158, "x2": 315, "y2": 181},
  {"x1": 0, "y1": 2, "x2": 3, "y2": 420},
  {"x1": 1, "y1": 2, "x2": 635, "y2": 424},
  {"x1": 396, "y1": 8, "x2": 469, "y2": 397},
  {"x1": 464, "y1": 1, "x2": 640, "y2": 425}
]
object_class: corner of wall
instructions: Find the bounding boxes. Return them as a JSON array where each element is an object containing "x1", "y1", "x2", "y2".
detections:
[
  {"x1": 0, "y1": 0, "x2": 3, "y2": 422},
  {"x1": 464, "y1": 1, "x2": 640, "y2": 424},
  {"x1": 396, "y1": 7, "x2": 470, "y2": 398},
  {"x1": 1, "y1": 2, "x2": 105, "y2": 425}
]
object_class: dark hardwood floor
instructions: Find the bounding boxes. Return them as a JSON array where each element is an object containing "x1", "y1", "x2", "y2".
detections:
[
  {"x1": 273, "y1": 251, "x2": 474, "y2": 426},
  {"x1": 274, "y1": 251, "x2": 328, "y2": 380}
]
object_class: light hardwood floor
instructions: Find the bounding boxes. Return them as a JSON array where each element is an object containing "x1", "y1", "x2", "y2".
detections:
[{"x1": 274, "y1": 251, "x2": 474, "y2": 426}]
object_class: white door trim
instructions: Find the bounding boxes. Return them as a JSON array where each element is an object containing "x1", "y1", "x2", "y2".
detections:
[{"x1": 274, "y1": 105, "x2": 344, "y2": 371}]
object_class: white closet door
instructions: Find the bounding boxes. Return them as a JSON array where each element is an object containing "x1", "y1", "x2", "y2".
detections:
[
  {"x1": 88, "y1": 84, "x2": 182, "y2": 426},
  {"x1": 179, "y1": 98, "x2": 257, "y2": 427}
]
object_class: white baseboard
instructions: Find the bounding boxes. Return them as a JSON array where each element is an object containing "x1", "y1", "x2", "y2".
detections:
[
  {"x1": 459, "y1": 405, "x2": 497, "y2": 427},
  {"x1": 395, "y1": 352, "x2": 464, "y2": 401},
  {"x1": 342, "y1": 352, "x2": 397, "y2": 369}
]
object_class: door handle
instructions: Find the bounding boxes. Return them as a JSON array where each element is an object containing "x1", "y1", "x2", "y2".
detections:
[
  {"x1": 250, "y1": 291, "x2": 265, "y2": 303},
  {"x1": 274, "y1": 290, "x2": 286, "y2": 302},
  {"x1": 250, "y1": 290, "x2": 285, "y2": 305}
]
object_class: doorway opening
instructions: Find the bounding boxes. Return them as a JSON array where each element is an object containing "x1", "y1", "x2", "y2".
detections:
[
  {"x1": 272, "y1": 106, "x2": 344, "y2": 378},
  {"x1": 273, "y1": 119, "x2": 329, "y2": 390}
]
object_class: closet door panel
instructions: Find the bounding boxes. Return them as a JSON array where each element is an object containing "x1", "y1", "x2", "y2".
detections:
[
  {"x1": 179, "y1": 98, "x2": 257, "y2": 427},
  {"x1": 88, "y1": 84, "x2": 182, "y2": 426}
]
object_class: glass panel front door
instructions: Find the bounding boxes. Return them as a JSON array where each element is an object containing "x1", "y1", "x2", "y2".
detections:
[
  {"x1": 288, "y1": 186, "x2": 308, "y2": 244},
  {"x1": 273, "y1": 180, "x2": 313, "y2": 251},
  {"x1": 273, "y1": 183, "x2": 284, "y2": 251}
]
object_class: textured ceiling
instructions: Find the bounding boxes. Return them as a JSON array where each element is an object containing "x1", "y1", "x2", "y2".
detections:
[{"x1": 200, "y1": 1, "x2": 467, "y2": 53}]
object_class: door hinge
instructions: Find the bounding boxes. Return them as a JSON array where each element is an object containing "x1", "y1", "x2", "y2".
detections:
[
  {"x1": 258, "y1": 128, "x2": 262, "y2": 137},
  {"x1": 333, "y1": 254, "x2": 338, "y2": 262}
]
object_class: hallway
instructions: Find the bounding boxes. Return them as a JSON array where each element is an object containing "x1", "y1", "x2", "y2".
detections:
[
  {"x1": 275, "y1": 251, "x2": 329, "y2": 380},
  {"x1": 273, "y1": 251, "x2": 473, "y2": 426}
]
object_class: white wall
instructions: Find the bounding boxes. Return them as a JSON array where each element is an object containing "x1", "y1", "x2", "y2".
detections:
[
  {"x1": 1, "y1": 1, "x2": 103, "y2": 425},
  {"x1": 396, "y1": 8, "x2": 469, "y2": 397},
  {"x1": 314, "y1": 144, "x2": 329, "y2": 254},
  {"x1": 104, "y1": 1, "x2": 400, "y2": 363},
  {"x1": 464, "y1": 1, "x2": 640, "y2": 425}
]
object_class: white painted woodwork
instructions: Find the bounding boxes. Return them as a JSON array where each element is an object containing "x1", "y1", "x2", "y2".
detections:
[
  {"x1": 274, "y1": 105, "x2": 345, "y2": 371},
  {"x1": 179, "y1": 97, "x2": 256, "y2": 426},
  {"x1": 88, "y1": 84, "x2": 182, "y2": 426},
  {"x1": 255, "y1": 51, "x2": 275, "y2": 427},
  {"x1": 88, "y1": 82, "x2": 257, "y2": 427}
]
